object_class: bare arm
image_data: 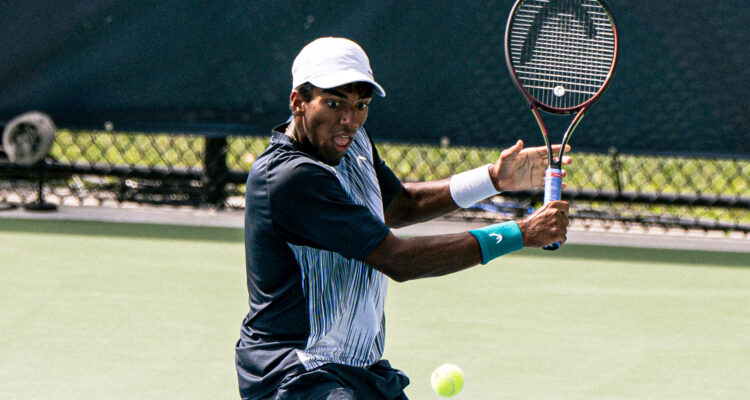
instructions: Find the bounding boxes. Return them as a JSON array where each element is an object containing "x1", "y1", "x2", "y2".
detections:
[
  {"x1": 384, "y1": 141, "x2": 571, "y2": 229},
  {"x1": 384, "y1": 179, "x2": 457, "y2": 228},
  {"x1": 367, "y1": 201, "x2": 569, "y2": 282},
  {"x1": 364, "y1": 230, "x2": 481, "y2": 282}
]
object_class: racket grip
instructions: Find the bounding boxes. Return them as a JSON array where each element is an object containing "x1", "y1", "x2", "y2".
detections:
[{"x1": 543, "y1": 168, "x2": 563, "y2": 251}]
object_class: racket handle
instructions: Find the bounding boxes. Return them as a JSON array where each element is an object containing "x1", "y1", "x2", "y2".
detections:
[{"x1": 543, "y1": 168, "x2": 563, "y2": 251}]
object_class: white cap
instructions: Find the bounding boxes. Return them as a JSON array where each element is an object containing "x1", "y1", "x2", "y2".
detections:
[{"x1": 292, "y1": 37, "x2": 386, "y2": 97}]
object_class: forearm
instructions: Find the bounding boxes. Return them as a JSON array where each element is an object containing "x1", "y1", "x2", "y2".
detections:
[
  {"x1": 384, "y1": 180, "x2": 458, "y2": 228},
  {"x1": 368, "y1": 201, "x2": 569, "y2": 282},
  {"x1": 364, "y1": 231, "x2": 482, "y2": 282},
  {"x1": 385, "y1": 164, "x2": 502, "y2": 228}
]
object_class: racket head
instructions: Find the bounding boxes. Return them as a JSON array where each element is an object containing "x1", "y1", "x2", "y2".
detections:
[{"x1": 505, "y1": 0, "x2": 618, "y2": 114}]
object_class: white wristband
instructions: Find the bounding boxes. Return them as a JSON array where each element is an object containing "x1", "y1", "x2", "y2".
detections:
[{"x1": 449, "y1": 164, "x2": 500, "y2": 208}]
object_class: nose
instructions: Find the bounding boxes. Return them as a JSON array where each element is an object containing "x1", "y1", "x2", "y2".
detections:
[{"x1": 339, "y1": 108, "x2": 354, "y2": 125}]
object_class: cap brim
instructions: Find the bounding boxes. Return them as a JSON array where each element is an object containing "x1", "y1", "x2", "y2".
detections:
[{"x1": 308, "y1": 70, "x2": 386, "y2": 97}]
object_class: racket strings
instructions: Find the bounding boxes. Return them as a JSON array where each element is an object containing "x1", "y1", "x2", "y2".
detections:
[{"x1": 509, "y1": 0, "x2": 615, "y2": 110}]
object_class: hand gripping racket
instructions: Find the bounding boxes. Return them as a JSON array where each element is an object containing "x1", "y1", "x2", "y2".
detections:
[{"x1": 504, "y1": 0, "x2": 618, "y2": 250}]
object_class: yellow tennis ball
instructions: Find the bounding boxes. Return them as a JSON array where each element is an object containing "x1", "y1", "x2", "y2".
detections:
[{"x1": 431, "y1": 363, "x2": 464, "y2": 397}]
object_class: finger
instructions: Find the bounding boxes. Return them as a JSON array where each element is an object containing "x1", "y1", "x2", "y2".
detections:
[
  {"x1": 500, "y1": 140, "x2": 524, "y2": 159},
  {"x1": 509, "y1": 139, "x2": 524, "y2": 154},
  {"x1": 553, "y1": 207, "x2": 569, "y2": 224},
  {"x1": 560, "y1": 156, "x2": 573, "y2": 165},
  {"x1": 560, "y1": 202, "x2": 570, "y2": 217},
  {"x1": 535, "y1": 146, "x2": 550, "y2": 157},
  {"x1": 549, "y1": 144, "x2": 572, "y2": 153},
  {"x1": 521, "y1": 145, "x2": 550, "y2": 159},
  {"x1": 549, "y1": 200, "x2": 570, "y2": 215},
  {"x1": 533, "y1": 201, "x2": 553, "y2": 216}
]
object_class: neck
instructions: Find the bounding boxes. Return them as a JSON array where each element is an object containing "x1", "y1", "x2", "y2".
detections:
[
  {"x1": 284, "y1": 120, "x2": 297, "y2": 140},
  {"x1": 285, "y1": 120, "x2": 310, "y2": 153}
]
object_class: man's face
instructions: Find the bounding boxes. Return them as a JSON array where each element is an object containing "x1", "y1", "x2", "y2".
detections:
[{"x1": 292, "y1": 84, "x2": 372, "y2": 165}]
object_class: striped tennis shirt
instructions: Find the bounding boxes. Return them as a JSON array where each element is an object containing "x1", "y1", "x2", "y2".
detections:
[{"x1": 236, "y1": 123, "x2": 403, "y2": 399}]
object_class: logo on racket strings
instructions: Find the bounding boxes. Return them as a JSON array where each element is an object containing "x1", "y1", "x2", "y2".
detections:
[{"x1": 520, "y1": 0, "x2": 598, "y2": 65}]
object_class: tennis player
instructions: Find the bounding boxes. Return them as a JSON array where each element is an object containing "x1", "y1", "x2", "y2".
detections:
[{"x1": 236, "y1": 37, "x2": 570, "y2": 400}]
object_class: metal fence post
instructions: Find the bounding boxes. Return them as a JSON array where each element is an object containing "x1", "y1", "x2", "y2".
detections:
[
  {"x1": 204, "y1": 136, "x2": 228, "y2": 206},
  {"x1": 609, "y1": 146, "x2": 623, "y2": 195}
]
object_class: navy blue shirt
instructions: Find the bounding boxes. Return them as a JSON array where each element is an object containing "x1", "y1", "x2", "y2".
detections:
[{"x1": 236, "y1": 123, "x2": 403, "y2": 399}]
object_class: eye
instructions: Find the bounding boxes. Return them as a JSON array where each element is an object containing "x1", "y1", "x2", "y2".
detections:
[
  {"x1": 355, "y1": 102, "x2": 370, "y2": 111},
  {"x1": 326, "y1": 100, "x2": 341, "y2": 109}
]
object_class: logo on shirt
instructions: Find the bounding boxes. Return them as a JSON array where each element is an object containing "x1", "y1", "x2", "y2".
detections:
[{"x1": 490, "y1": 233, "x2": 503, "y2": 244}]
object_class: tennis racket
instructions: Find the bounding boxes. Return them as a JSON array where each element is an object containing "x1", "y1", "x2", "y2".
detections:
[{"x1": 504, "y1": 0, "x2": 618, "y2": 250}]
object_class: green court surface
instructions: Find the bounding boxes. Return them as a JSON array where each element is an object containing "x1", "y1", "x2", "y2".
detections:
[{"x1": 1, "y1": 218, "x2": 748, "y2": 399}]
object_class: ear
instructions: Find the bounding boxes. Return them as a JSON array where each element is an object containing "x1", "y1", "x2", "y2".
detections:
[{"x1": 290, "y1": 91, "x2": 305, "y2": 116}]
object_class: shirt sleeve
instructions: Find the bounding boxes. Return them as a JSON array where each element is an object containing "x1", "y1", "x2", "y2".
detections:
[
  {"x1": 268, "y1": 161, "x2": 390, "y2": 261},
  {"x1": 371, "y1": 138, "x2": 403, "y2": 211}
]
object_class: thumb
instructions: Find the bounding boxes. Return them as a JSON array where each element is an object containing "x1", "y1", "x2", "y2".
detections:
[{"x1": 502, "y1": 140, "x2": 524, "y2": 157}]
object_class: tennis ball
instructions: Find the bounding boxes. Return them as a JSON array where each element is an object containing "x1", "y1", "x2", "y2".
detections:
[{"x1": 431, "y1": 363, "x2": 464, "y2": 397}]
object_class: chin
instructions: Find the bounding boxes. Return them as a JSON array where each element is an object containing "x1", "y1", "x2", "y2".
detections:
[
  {"x1": 323, "y1": 157, "x2": 344, "y2": 166},
  {"x1": 320, "y1": 150, "x2": 347, "y2": 166}
]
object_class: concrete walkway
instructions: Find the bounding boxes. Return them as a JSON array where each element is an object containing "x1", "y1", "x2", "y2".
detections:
[{"x1": 1, "y1": 204, "x2": 748, "y2": 254}]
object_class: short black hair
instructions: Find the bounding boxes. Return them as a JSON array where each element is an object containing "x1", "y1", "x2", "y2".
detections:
[
  {"x1": 295, "y1": 82, "x2": 315, "y2": 102},
  {"x1": 294, "y1": 81, "x2": 374, "y2": 103}
]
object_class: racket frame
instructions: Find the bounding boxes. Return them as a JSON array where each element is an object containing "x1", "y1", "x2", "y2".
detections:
[
  {"x1": 503, "y1": 0, "x2": 619, "y2": 249},
  {"x1": 504, "y1": 0, "x2": 619, "y2": 169}
]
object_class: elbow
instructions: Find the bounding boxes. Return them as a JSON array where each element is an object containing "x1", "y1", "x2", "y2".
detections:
[
  {"x1": 384, "y1": 215, "x2": 409, "y2": 229},
  {"x1": 384, "y1": 205, "x2": 414, "y2": 229},
  {"x1": 384, "y1": 268, "x2": 411, "y2": 283},
  {"x1": 364, "y1": 233, "x2": 417, "y2": 283},
  {"x1": 370, "y1": 257, "x2": 412, "y2": 283}
]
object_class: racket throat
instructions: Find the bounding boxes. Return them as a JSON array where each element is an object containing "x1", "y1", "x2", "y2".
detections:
[{"x1": 530, "y1": 106, "x2": 559, "y2": 168}]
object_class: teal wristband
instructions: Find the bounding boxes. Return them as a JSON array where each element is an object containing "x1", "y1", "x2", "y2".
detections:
[{"x1": 469, "y1": 221, "x2": 524, "y2": 264}]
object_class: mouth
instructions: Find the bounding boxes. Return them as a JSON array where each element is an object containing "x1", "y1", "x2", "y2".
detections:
[{"x1": 332, "y1": 134, "x2": 353, "y2": 152}]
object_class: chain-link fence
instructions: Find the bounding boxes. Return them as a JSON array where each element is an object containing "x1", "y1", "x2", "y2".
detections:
[{"x1": 1, "y1": 130, "x2": 748, "y2": 233}]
